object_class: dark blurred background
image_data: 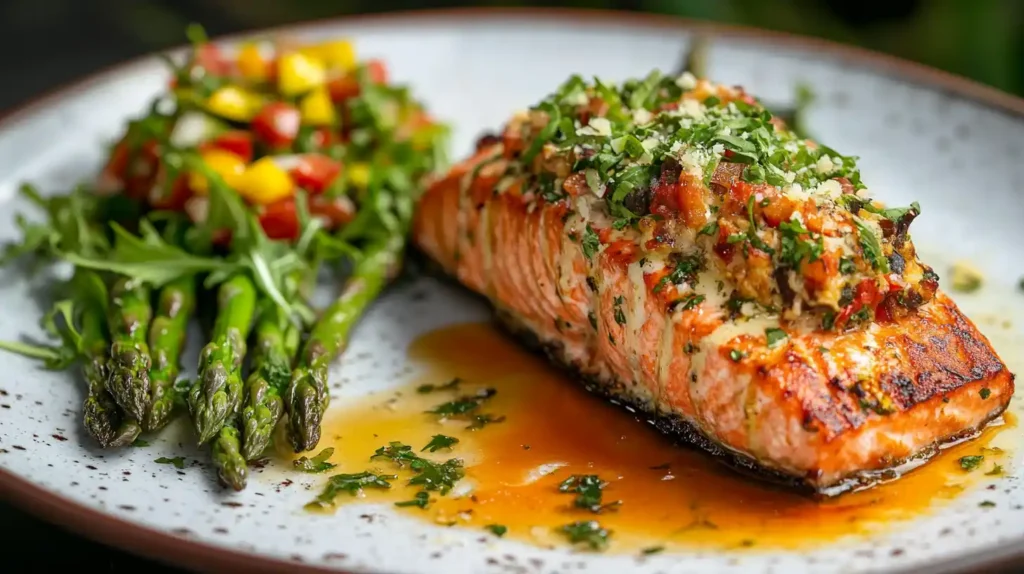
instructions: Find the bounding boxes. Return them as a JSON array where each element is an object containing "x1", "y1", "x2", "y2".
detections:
[
  {"x1": 0, "y1": 0, "x2": 1021, "y2": 571},
  {"x1": 1, "y1": 0, "x2": 1023, "y2": 115}
]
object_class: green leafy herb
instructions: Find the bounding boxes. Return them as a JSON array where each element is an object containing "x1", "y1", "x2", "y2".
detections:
[
  {"x1": 417, "y1": 378, "x2": 461, "y2": 394},
  {"x1": 132, "y1": 439, "x2": 150, "y2": 447},
  {"x1": 729, "y1": 349, "x2": 746, "y2": 362},
  {"x1": 986, "y1": 464, "x2": 1004, "y2": 476},
  {"x1": 155, "y1": 456, "x2": 186, "y2": 469},
  {"x1": 371, "y1": 442, "x2": 465, "y2": 495},
  {"x1": 613, "y1": 296, "x2": 627, "y2": 326},
  {"x1": 422, "y1": 435, "x2": 459, "y2": 453},
  {"x1": 293, "y1": 447, "x2": 337, "y2": 473},
  {"x1": 979, "y1": 500, "x2": 996, "y2": 508},
  {"x1": 641, "y1": 546, "x2": 665, "y2": 556},
  {"x1": 485, "y1": 524, "x2": 508, "y2": 537},
  {"x1": 559, "y1": 520, "x2": 611, "y2": 551},
  {"x1": 308, "y1": 471, "x2": 396, "y2": 508},
  {"x1": 426, "y1": 388, "x2": 496, "y2": 417},
  {"x1": 979, "y1": 387, "x2": 992, "y2": 400},
  {"x1": 853, "y1": 218, "x2": 889, "y2": 273},
  {"x1": 559, "y1": 474, "x2": 621, "y2": 513},
  {"x1": 581, "y1": 224, "x2": 601, "y2": 260},
  {"x1": 395, "y1": 491, "x2": 431, "y2": 509},
  {"x1": 765, "y1": 328, "x2": 788, "y2": 348},
  {"x1": 467, "y1": 413, "x2": 506, "y2": 430},
  {"x1": 959, "y1": 455, "x2": 984, "y2": 471}
]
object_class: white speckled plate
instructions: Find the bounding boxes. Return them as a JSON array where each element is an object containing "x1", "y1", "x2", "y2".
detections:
[{"x1": 0, "y1": 8, "x2": 1022, "y2": 574}]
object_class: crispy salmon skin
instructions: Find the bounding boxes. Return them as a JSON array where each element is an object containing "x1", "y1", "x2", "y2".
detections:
[{"x1": 413, "y1": 72, "x2": 1014, "y2": 494}]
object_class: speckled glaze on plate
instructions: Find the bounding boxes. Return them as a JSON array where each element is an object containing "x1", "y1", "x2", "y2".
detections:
[{"x1": 0, "y1": 8, "x2": 1022, "y2": 574}]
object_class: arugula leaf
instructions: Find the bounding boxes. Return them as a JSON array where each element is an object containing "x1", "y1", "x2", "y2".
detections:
[{"x1": 62, "y1": 221, "x2": 228, "y2": 287}]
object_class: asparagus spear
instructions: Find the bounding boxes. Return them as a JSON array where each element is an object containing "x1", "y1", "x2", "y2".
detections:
[
  {"x1": 240, "y1": 296, "x2": 300, "y2": 460},
  {"x1": 80, "y1": 290, "x2": 142, "y2": 448},
  {"x1": 212, "y1": 420, "x2": 247, "y2": 491},
  {"x1": 187, "y1": 274, "x2": 256, "y2": 444},
  {"x1": 286, "y1": 235, "x2": 404, "y2": 452},
  {"x1": 106, "y1": 277, "x2": 153, "y2": 422},
  {"x1": 143, "y1": 274, "x2": 196, "y2": 432}
]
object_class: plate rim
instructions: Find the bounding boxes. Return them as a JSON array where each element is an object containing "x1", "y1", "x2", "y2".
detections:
[{"x1": 0, "y1": 7, "x2": 1020, "y2": 574}]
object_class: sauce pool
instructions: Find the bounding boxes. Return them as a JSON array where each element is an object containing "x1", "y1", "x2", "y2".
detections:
[{"x1": 289, "y1": 322, "x2": 1015, "y2": 553}]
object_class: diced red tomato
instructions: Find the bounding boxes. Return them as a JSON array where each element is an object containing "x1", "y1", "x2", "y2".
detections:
[
  {"x1": 327, "y1": 75, "x2": 361, "y2": 103},
  {"x1": 836, "y1": 278, "x2": 885, "y2": 327},
  {"x1": 258, "y1": 199, "x2": 300, "y2": 241},
  {"x1": 327, "y1": 59, "x2": 389, "y2": 103},
  {"x1": 252, "y1": 102, "x2": 301, "y2": 149},
  {"x1": 603, "y1": 239, "x2": 637, "y2": 266},
  {"x1": 366, "y1": 59, "x2": 388, "y2": 84},
  {"x1": 290, "y1": 155, "x2": 342, "y2": 194},
  {"x1": 150, "y1": 175, "x2": 193, "y2": 211},
  {"x1": 309, "y1": 195, "x2": 355, "y2": 228},
  {"x1": 200, "y1": 131, "x2": 254, "y2": 163},
  {"x1": 195, "y1": 43, "x2": 231, "y2": 76}
]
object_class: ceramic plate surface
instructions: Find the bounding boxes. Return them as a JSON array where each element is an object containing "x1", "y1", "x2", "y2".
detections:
[{"x1": 0, "y1": 8, "x2": 1022, "y2": 574}]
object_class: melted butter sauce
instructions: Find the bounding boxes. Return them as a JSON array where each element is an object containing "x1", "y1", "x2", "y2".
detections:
[{"x1": 293, "y1": 322, "x2": 1016, "y2": 554}]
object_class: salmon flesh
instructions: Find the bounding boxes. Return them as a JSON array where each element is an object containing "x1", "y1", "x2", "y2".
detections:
[{"x1": 412, "y1": 72, "x2": 1014, "y2": 495}]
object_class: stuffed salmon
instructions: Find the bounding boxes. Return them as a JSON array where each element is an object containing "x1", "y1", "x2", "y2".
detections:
[{"x1": 412, "y1": 71, "x2": 1014, "y2": 495}]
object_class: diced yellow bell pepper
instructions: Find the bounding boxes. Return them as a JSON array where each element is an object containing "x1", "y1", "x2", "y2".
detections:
[
  {"x1": 300, "y1": 40, "x2": 356, "y2": 71},
  {"x1": 347, "y1": 162, "x2": 370, "y2": 189},
  {"x1": 299, "y1": 88, "x2": 336, "y2": 126},
  {"x1": 236, "y1": 157, "x2": 294, "y2": 205},
  {"x1": 237, "y1": 44, "x2": 267, "y2": 81},
  {"x1": 277, "y1": 52, "x2": 326, "y2": 97},
  {"x1": 189, "y1": 149, "x2": 246, "y2": 196},
  {"x1": 205, "y1": 85, "x2": 262, "y2": 122}
]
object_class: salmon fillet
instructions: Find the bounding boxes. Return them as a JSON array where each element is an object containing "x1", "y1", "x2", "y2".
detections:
[{"x1": 413, "y1": 73, "x2": 1014, "y2": 494}]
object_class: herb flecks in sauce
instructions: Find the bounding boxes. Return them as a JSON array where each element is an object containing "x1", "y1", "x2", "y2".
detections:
[
  {"x1": 293, "y1": 447, "x2": 337, "y2": 473},
  {"x1": 301, "y1": 323, "x2": 1016, "y2": 554}
]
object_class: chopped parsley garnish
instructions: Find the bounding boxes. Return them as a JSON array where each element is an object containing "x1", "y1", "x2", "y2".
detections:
[
  {"x1": 426, "y1": 387, "x2": 496, "y2": 417},
  {"x1": 467, "y1": 413, "x2": 506, "y2": 430},
  {"x1": 132, "y1": 439, "x2": 150, "y2": 447},
  {"x1": 778, "y1": 218, "x2": 822, "y2": 268},
  {"x1": 308, "y1": 471, "x2": 396, "y2": 509},
  {"x1": 581, "y1": 224, "x2": 601, "y2": 260},
  {"x1": 293, "y1": 447, "x2": 337, "y2": 473},
  {"x1": 588, "y1": 311, "x2": 598, "y2": 329},
  {"x1": 729, "y1": 348, "x2": 746, "y2": 362},
  {"x1": 559, "y1": 520, "x2": 611, "y2": 551},
  {"x1": 558, "y1": 474, "x2": 621, "y2": 513},
  {"x1": 613, "y1": 295, "x2": 627, "y2": 326},
  {"x1": 838, "y1": 256, "x2": 856, "y2": 275},
  {"x1": 155, "y1": 456, "x2": 186, "y2": 469},
  {"x1": 853, "y1": 218, "x2": 889, "y2": 273},
  {"x1": 986, "y1": 464, "x2": 1004, "y2": 476},
  {"x1": 979, "y1": 500, "x2": 996, "y2": 508},
  {"x1": 485, "y1": 524, "x2": 508, "y2": 537},
  {"x1": 371, "y1": 441, "x2": 465, "y2": 495},
  {"x1": 421, "y1": 435, "x2": 459, "y2": 452},
  {"x1": 654, "y1": 254, "x2": 704, "y2": 293},
  {"x1": 672, "y1": 293, "x2": 705, "y2": 312},
  {"x1": 394, "y1": 491, "x2": 430, "y2": 509},
  {"x1": 979, "y1": 387, "x2": 991, "y2": 400},
  {"x1": 958, "y1": 455, "x2": 984, "y2": 471},
  {"x1": 417, "y1": 378, "x2": 461, "y2": 394},
  {"x1": 641, "y1": 546, "x2": 665, "y2": 555},
  {"x1": 765, "y1": 327, "x2": 788, "y2": 348}
]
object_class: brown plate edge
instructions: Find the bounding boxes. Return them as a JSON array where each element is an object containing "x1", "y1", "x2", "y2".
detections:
[{"x1": 0, "y1": 6, "x2": 1020, "y2": 574}]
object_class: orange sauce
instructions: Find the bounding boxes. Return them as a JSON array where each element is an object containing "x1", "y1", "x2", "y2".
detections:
[{"x1": 293, "y1": 322, "x2": 1015, "y2": 553}]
